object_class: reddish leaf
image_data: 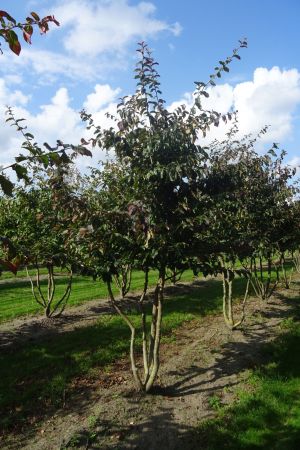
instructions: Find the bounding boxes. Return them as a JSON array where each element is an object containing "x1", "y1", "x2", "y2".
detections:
[
  {"x1": 0, "y1": 10, "x2": 16, "y2": 24},
  {"x1": 30, "y1": 11, "x2": 40, "y2": 21},
  {"x1": 9, "y1": 38, "x2": 21, "y2": 55},
  {"x1": 39, "y1": 15, "x2": 60, "y2": 33},
  {"x1": 39, "y1": 22, "x2": 49, "y2": 34},
  {"x1": 7, "y1": 29, "x2": 21, "y2": 55},
  {"x1": 23, "y1": 32, "x2": 30, "y2": 44},
  {"x1": 0, "y1": 259, "x2": 18, "y2": 275},
  {"x1": 43, "y1": 15, "x2": 60, "y2": 27},
  {"x1": 23, "y1": 24, "x2": 33, "y2": 44}
]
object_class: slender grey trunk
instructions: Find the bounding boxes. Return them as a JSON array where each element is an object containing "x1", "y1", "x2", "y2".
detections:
[
  {"x1": 26, "y1": 263, "x2": 72, "y2": 318},
  {"x1": 222, "y1": 268, "x2": 250, "y2": 331},
  {"x1": 249, "y1": 256, "x2": 277, "y2": 301},
  {"x1": 107, "y1": 268, "x2": 165, "y2": 392}
]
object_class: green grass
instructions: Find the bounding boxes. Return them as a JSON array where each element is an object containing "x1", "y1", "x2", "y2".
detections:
[
  {"x1": 197, "y1": 303, "x2": 300, "y2": 449},
  {"x1": 0, "y1": 269, "x2": 194, "y2": 322},
  {"x1": 0, "y1": 267, "x2": 50, "y2": 280},
  {"x1": 1, "y1": 259, "x2": 290, "y2": 323},
  {"x1": 0, "y1": 277, "x2": 225, "y2": 432}
]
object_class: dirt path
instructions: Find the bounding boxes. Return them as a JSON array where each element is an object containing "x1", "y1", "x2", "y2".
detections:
[{"x1": 1, "y1": 283, "x2": 297, "y2": 450}]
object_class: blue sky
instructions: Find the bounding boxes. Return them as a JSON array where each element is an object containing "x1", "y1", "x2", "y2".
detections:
[{"x1": 1, "y1": 0, "x2": 300, "y2": 171}]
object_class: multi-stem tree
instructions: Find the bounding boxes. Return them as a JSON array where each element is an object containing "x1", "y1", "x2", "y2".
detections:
[
  {"x1": 77, "y1": 40, "x2": 247, "y2": 391},
  {"x1": 288, "y1": 200, "x2": 300, "y2": 275},
  {"x1": 197, "y1": 124, "x2": 298, "y2": 327},
  {"x1": 198, "y1": 126, "x2": 255, "y2": 329},
  {"x1": 240, "y1": 146, "x2": 297, "y2": 299}
]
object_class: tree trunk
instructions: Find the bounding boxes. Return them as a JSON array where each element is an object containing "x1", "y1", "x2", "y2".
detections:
[
  {"x1": 107, "y1": 280, "x2": 143, "y2": 391},
  {"x1": 222, "y1": 269, "x2": 250, "y2": 331},
  {"x1": 145, "y1": 270, "x2": 165, "y2": 392},
  {"x1": 27, "y1": 263, "x2": 72, "y2": 318},
  {"x1": 249, "y1": 255, "x2": 277, "y2": 301},
  {"x1": 106, "y1": 268, "x2": 165, "y2": 393}
]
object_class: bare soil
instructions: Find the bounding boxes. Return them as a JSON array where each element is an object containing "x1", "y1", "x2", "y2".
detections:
[{"x1": 0, "y1": 281, "x2": 298, "y2": 450}]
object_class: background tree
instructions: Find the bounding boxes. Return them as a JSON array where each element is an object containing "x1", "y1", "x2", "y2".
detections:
[
  {"x1": 239, "y1": 145, "x2": 297, "y2": 300},
  {"x1": 0, "y1": 162, "x2": 83, "y2": 317},
  {"x1": 1, "y1": 107, "x2": 92, "y2": 197},
  {"x1": 198, "y1": 125, "x2": 254, "y2": 329}
]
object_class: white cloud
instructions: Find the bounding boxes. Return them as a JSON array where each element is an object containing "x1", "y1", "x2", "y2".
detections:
[
  {"x1": 233, "y1": 67, "x2": 300, "y2": 141},
  {"x1": 169, "y1": 66, "x2": 300, "y2": 145},
  {"x1": 170, "y1": 85, "x2": 234, "y2": 115},
  {"x1": 2, "y1": 66, "x2": 300, "y2": 177},
  {"x1": 25, "y1": 88, "x2": 83, "y2": 144},
  {"x1": 288, "y1": 156, "x2": 300, "y2": 175},
  {"x1": 289, "y1": 156, "x2": 300, "y2": 166},
  {"x1": 0, "y1": 82, "x2": 121, "y2": 172},
  {"x1": 0, "y1": 49, "x2": 114, "y2": 83},
  {"x1": 0, "y1": 79, "x2": 30, "y2": 108},
  {"x1": 54, "y1": 0, "x2": 182, "y2": 57},
  {"x1": 0, "y1": 1, "x2": 181, "y2": 83},
  {"x1": 3, "y1": 74, "x2": 23, "y2": 85},
  {"x1": 0, "y1": 79, "x2": 32, "y2": 167},
  {"x1": 83, "y1": 84, "x2": 121, "y2": 112}
]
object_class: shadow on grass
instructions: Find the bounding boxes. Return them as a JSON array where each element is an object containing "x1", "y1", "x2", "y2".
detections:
[
  {"x1": 0, "y1": 316, "x2": 130, "y2": 431},
  {"x1": 151, "y1": 294, "x2": 293, "y2": 399},
  {"x1": 195, "y1": 302, "x2": 300, "y2": 450},
  {"x1": 0, "y1": 279, "x2": 220, "y2": 347}
]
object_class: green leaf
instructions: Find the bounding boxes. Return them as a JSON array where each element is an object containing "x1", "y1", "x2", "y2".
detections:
[
  {"x1": 0, "y1": 174, "x2": 14, "y2": 196},
  {"x1": 201, "y1": 91, "x2": 210, "y2": 98},
  {"x1": 13, "y1": 164, "x2": 29, "y2": 181},
  {"x1": 195, "y1": 97, "x2": 202, "y2": 109},
  {"x1": 15, "y1": 155, "x2": 27, "y2": 163},
  {"x1": 73, "y1": 146, "x2": 93, "y2": 157},
  {"x1": 48, "y1": 152, "x2": 61, "y2": 164},
  {"x1": 38, "y1": 154, "x2": 50, "y2": 167}
]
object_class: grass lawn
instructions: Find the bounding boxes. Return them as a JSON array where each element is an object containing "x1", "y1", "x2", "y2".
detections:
[
  {"x1": 197, "y1": 301, "x2": 300, "y2": 449},
  {"x1": 0, "y1": 270, "x2": 195, "y2": 322},
  {"x1": 0, "y1": 263, "x2": 287, "y2": 323},
  {"x1": 0, "y1": 267, "x2": 51, "y2": 280}
]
